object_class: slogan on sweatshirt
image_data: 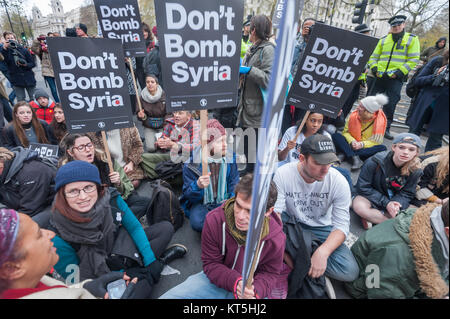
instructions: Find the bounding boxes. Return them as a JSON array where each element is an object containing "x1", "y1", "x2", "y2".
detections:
[
  {"x1": 287, "y1": 23, "x2": 378, "y2": 118},
  {"x1": 155, "y1": 0, "x2": 244, "y2": 111},
  {"x1": 47, "y1": 37, "x2": 134, "y2": 133}
]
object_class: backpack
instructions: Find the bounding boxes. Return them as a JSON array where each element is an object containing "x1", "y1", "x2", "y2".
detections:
[
  {"x1": 405, "y1": 64, "x2": 425, "y2": 98},
  {"x1": 145, "y1": 179, "x2": 185, "y2": 231},
  {"x1": 155, "y1": 160, "x2": 183, "y2": 181}
]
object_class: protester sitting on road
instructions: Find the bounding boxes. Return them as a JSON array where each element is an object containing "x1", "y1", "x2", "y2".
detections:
[
  {"x1": 29, "y1": 88, "x2": 56, "y2": 124},
  {"x1": 160, "y1": 173, "x2": 285, "y2": 299},
  {"x1": 180, "y1": 119, "x2": 239, "y2": 232},
  {"x1": 0, "y1": 208, "x2": 141, "y2": 299},
  {"x1": 50, "y1": 103, "x2": 67, "y2": 143},
  {"x1": 48, "y1": 161, "x2": 186, "y2": 298},
  {"x1": 278, "y1": 112, "x2": 331, "y2": 166},
  {"x1": 332, "y1": 94, "x2": 388, "y2": 171},
  {"x1": 137, "y1": 74, "x2": 167, "y2": 152},
  {"x1": 141, "y1": 110, "x2": 199, "y2": 180},
  {"x1": 1, "y1": 31, "x2": 37, "y2": 102},
  {"x1": 0, "y1": 147, "x2": 56, "y2": 228},
  {"x1": 406, "y1": 50, "x2": 449, "y2": 152},
  {"x1": 60, "y1": 133, "x2": 150, "y2": 222},
  {"x1": 88, "y1": 126, "x2": 145, "y2": 189},
  {"x1": 2, "y1": 101, "x2": 57, "y2": 149},
  {"x1": 237, "y1": 14, "x2": 275, "y2": 174},
  {"x1": 352, "y1": 133, "x2": 423, "y2": 230},
  {"x1": 412, "y1": 146, "x2": 449, "y2": 207},
  {"x1": 345, "y1": 200, "x2": 449, "y2": 299},
  {"x1": 273, "y1": 134, "x2": 359, "y2": 284}
]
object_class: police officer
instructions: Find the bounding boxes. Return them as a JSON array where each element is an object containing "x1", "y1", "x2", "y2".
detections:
[{"x1": 366, "y1": 15, "x2": 420, "y2": 140}]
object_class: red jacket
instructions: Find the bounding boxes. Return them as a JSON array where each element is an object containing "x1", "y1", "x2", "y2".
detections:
[{"x1": 29, "y1": 100, "x2": 55, "y2": 124}]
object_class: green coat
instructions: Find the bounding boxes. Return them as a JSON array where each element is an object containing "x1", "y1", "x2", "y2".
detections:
[{"x1": 345, "y1": 204, "x2": 448, "y2": 299}]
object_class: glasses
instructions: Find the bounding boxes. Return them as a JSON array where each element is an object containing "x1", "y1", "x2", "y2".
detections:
[
  {"x1": 72, "y1": 142, "x2": 94, "y2": 152},
  {"x1": 65, "y1": 184, "x2": 97, "y2": 198}
]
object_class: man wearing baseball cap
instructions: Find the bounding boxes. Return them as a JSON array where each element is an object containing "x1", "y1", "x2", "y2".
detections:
[
  {"x1": 273, "y1": 135, "x2": 359, "y2": 286},
  {"x1": 366, "y1": 14, "x2": 420, "y2": 140},
  {"x1": 353, "y1": 132, "x2": 423, "y2": 229}
]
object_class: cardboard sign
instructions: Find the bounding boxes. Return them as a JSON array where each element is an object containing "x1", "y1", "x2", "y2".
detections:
[
  {"x1": 287, "y1": 23, "x2": 378, "y2": 118},
  {"x1": 47, "y1": 37, "x2": 134, "y2": 134},
  {"x1": 29, "y1": 143, "x2": 59, "y2": 159},
  {"x1": 241, "y1": 0, "x2": 302, "y2": 293},
  {"x1": 154, "y1": 0, "x2": 244, "y2": 112},
  {"x1": 94, "y1": 0, "x2": 147, "y2": 57}
]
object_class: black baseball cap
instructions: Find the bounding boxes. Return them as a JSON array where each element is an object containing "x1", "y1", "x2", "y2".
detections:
[{"x1": 300, "y1": 135, "x2": 340, "y2": 165}]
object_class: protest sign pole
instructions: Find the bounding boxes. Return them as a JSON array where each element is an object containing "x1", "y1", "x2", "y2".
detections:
[
  {"x1": 101, "y1": 131, "x2": 114, "y2": 173},
  {"x1": 293, "y1": 110, "x2": 310, "y2": 141},
  {"x1": 200, "y1": 109, "x2": 208, "y2": 176},
  {"x1": 127, "y1": 57, "x2": 143, "y2": 112}
]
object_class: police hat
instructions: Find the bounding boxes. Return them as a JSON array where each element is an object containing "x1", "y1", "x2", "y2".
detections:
[
  {"x1": 388, "y1": 15, "x2": 407, "y2": 26},
  {"x1": 354, "y1": 24, "x2": 371, "y2": 34}
]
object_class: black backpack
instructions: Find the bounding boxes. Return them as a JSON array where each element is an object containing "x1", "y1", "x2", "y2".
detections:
[{"x1": 145, "y1": 179, "x2": 185, "y2": 231}]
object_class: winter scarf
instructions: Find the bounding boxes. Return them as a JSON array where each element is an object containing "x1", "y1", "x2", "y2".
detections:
[
  {"x1": 141, "y1": 85, "x2": 163, "y2": 104},
  {"x1": 204, "y1": 157, "x2": 227, "y2": 205},
  {"x1": 224, "y1": 197, "x2": 270, "y2": 246},
  {"x1": 348, "y1": 109, "x2": 387, "y2": 144},
  {"x1": 51, "y1": 192, "x2": 116, "y2": 280}
]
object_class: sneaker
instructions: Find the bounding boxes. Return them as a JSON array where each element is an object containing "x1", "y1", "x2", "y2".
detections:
[
  {"x1": 361, "y1": 218, "x2": 373, "y2": 230},
  {"x1": 159, "y1": 244, "x2": 188, "y2": 265},
  {"x1": 324, "y1": 276, "x2": 336, "y2": 299}
]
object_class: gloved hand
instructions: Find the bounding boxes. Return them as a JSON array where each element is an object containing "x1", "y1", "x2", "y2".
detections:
[
  {"x1": 125, "y1": 260, "x2": 164, "y2": 286},
  {"x1": 240, "y1": 66, "x2": 252, "y2": 74},
  {"x1": 83, "y1": 272, "x2": 124, "y2": 298},
  {"x1": 370, "y1": 67, "x2": 378, "y2": 76}
]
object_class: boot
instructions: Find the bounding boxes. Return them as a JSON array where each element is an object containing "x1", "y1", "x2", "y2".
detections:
[
  {"x1": 384, "y1": 130, "x2": 394, "y2": 140},
  {"x1": 351, "y1": 155, "x2": 363, "y2": 171},
  {"x1": 159, "y1": 244, "x2": 187, "y2": 265}
]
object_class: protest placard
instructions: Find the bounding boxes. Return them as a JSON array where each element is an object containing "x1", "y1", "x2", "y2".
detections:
[
  {"x1": 29, "y1": 143, "x2": 59, "y2": 159},
  {"x1": 287, "y1": 23, "x2": 378, "y2": 118},
  {"x1": 47, "y1": 37, "x2": 134, "y2": 134},
  {"x1": 154, "y1": 0, "x2": 244, "y2": 112},
  {"x1": 241, "y1": 0, "x2": 302, "y2": 294},
  {"x1": 94, "y1": 0, "x2": 147, "y2": 57}
]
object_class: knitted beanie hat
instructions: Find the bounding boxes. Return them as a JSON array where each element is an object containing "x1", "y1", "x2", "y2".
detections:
[
  {"x1": 360, "y1": 94, "x2": 389, "y2": 113},
  {"x1": 55, "y1": 160, "x2": 101, "y2": 192},
  {"x1": 206, "y1": 119, "x2": 226, "y2": 144},
  {"x1": 0, "y1": 209, "x2": 20, "y2": 267},
  {"x1": 75, "y1": 23, "x2": 88, "y2": 35},
  {"x1": 34, "y1": 88, "x2": 49, "y2": 100}
]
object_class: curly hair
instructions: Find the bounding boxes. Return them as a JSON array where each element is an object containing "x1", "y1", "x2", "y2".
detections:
[{"x1": 423, "y1": 146, "x2": 449, "y2": 194}]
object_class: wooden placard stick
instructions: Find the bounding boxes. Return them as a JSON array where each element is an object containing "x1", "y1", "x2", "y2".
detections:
[
  {"x1": 127, "y1": 57, "x2": 143, "y2": 113},
  {"x1": 101, "y1": 130, "x2": 114, "y2": 173},
  {"x1": 200, "y1": 110, "x2": 208, "y2": 176},
  {"x1": 293, "y1": 110, "x2": 310, "y2": 142}
]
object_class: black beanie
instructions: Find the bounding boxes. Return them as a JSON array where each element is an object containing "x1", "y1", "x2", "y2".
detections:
[{"x1": 75, "y1": 23, "x2": 88, "y2": 35}]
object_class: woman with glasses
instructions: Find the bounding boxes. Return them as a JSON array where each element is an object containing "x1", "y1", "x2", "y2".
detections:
[
  {"x1": 48, "y1": 161, "x2": 185, "y2": 298},
  {"x1": 2, "y1": 101, "x2": 57, "y2": 149}
]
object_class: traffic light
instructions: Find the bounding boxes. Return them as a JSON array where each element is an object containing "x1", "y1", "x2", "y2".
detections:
[
  {"x1": 352, "y1": 0, "x2": 368, "y2": 24},
  {"x1": 21, "y1": 32, "x2": 26, "y2": 42}
]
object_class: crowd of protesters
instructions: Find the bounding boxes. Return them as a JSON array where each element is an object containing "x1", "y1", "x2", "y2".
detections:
[{"x1": 0, "y1": 11, "x2": 448, "y2": 301}]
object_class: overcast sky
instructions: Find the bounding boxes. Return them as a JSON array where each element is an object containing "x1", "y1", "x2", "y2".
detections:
[{"x1": 23, "y1": 0, "x2": 82, "y2": 17}]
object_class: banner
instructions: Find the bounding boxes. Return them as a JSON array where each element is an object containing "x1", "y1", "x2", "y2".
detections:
[
  {"x1": 47, "y1": 37, "x2": 134, "y2": 134},
  {"x1": 29, "y1": 143, "x2": 59, "y2": 159},
  {"x1": 241, "y1": 0, "x2": 302, "y2": 294},
  {"x1": 271, "y1": 0, "x2": 286, "y2": 29},
  {"x1": 154, "y1": 0, "x2": 244, "y2": 112},
  {"x1": 287, "y1": 23, "x2": 378, "y2": 118},
  {"x1": 94, "y1": 0, "x2": 147, "y2": 57}
]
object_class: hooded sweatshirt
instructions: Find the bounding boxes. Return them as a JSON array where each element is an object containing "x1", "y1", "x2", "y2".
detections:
[{"x1": 201, "y1": 200, "x2": 286, "y2": 299}]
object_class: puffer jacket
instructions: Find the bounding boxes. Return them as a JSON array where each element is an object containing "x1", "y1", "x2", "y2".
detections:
[
  {"x1": 355, "y1": 151, "x2": 422, "y2": 211},
  {"x1": 345, "y1": 203, "x2": 449, "y2": 299},
  {"x1": 237, "y1": 41, "x2": 275, "y2": 128}
]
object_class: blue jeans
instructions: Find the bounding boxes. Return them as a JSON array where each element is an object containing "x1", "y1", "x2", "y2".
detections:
[
  {"x1": 189, "y1": 202, "x2": 221, "y2": 232},
  {"x1": 298, "y1": 222, "x2": 359, "y2": 282},
  {"x1": 159, "y1": 271, "x2": 234, "y2": 299},
  {"x1": 44, "y1": 76, "x2": 60, "y2": 103},
  {"x1": 332, "y1": 133, "x2": 387, "y2": 161}
]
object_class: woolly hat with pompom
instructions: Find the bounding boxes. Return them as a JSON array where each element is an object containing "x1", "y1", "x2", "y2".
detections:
[{"x1": 360, "y1": 94, "x2": 389, "y2": 113}]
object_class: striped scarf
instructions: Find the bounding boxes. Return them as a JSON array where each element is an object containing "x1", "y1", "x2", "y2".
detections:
[
  {"x1": 348, "y1": 109, "x2": 387, "y2": 145},
  {"x1": 204, "y1": 157, "x2": 228, "y2": 205}
]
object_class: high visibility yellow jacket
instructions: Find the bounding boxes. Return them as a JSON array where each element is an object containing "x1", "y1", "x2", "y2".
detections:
[{"x1": 368, "y1": 32, "x2": 420, "y2": 78}]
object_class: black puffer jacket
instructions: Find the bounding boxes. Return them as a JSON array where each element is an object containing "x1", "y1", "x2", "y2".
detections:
[
  {"x1": 0, "y1": 147, "x2": 56, "y2": 216},
  {"x1": 355, "y1": 151, "x2": 423, "y2": 210}
]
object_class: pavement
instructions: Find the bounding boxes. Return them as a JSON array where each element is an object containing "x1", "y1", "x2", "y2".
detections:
[{"x1": 15, "y1": 59, "x2": 446, "y2": 299}]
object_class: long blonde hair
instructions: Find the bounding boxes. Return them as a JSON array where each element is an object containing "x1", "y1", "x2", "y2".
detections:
[{"x1": 422, "y1": 146, "x2": 449, "y2": 194}]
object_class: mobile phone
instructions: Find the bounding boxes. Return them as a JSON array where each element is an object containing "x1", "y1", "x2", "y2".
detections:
[{"x1": 107, "y1": 279, "x2": 127, "y2": 299}]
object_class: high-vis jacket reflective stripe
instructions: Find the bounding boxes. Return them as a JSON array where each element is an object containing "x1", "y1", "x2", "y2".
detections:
[{"x1": 368, "y1": 32, "x2": 420, "y2": 77}]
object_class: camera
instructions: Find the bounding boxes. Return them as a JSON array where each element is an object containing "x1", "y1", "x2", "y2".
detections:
[
  {"x1": 7, "y1": 39, "x2": 19, "y2": 49},
  {"x1": 432, "y1": 65, "x2": 449, "y2": 87}
]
